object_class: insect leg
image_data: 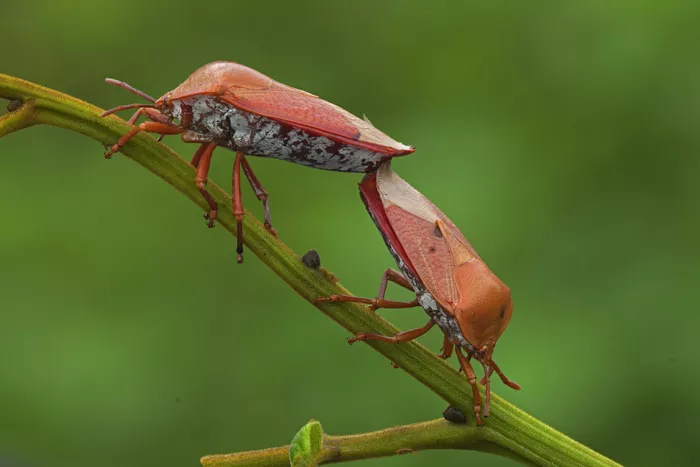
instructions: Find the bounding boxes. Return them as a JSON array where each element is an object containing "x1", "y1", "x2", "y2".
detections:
[
  {"x1": 104, "y1": 121, "x2": 184, "y2": 159},
  {"x1": 189, "y1": 144, "x2": 207, "y2": 168},
  {"x1": 348, "y1": 319, "x2": 435, "y2": 345},
  {"x1": 240, "y1": 155, "x2": 277, "y2": 237},
  {"x1": 456, "y1": 346, "x2": 483, "y2": 426},
  {"x1": 479, "y1": 366, "x2": 493, "y2": 385},
  {"x1": 194, "y1": 142, "x2": 218, "y2": 229},
  {"x1": 316, "y1": 294, "x2": 418, "y2": 310},
  {"x1": 487, "y1": 358, "x2": 521, "y2": 390},
  {"x1": 481, "y1": 361, "x2": 491, "y2": 418},
  {"x1": 232, "y1": 152, "x2": 245, "y2": 263},
  {"x1": 376, "y1": 268, "x2": 413, "y2": 299},
  {"x1": 438, "y1": 335, "x2": 454, "y2": 359},
  {"x1": 125, "y1": 107, "x2": 169, "y2": 126}
]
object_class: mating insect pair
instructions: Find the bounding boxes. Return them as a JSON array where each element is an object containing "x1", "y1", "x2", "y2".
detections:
[{"x1": 102, "y1": 62, "x2": 519, "y2": 424}]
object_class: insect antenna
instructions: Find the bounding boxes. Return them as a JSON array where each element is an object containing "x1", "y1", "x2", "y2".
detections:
[
  {"x1": 100, "y1": 103, "x2": 155, "y2": 118},
  {"x1": 105, "y1": 78, "x2": 156, "y2": 103}
]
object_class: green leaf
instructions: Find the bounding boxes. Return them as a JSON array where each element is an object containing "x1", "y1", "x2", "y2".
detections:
[{"x1": 289, "y1": 420, "x2": 324, "y2": 467}]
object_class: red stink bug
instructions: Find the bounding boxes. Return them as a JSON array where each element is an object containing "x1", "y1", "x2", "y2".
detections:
[
  {"x1": 100, "y1": 61, "x2": 413, "y2": 262},
  {"x1": 317, "y1": 163, "x2": 519, "y2": 425}
]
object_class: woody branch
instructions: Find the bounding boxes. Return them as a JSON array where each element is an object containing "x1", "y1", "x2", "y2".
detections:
[{"x1": 0, "y1": 74, "x2": 619, "y2": 467}]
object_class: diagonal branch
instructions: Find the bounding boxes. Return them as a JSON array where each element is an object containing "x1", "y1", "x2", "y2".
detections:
[
  {"x1": 0, "y1": 74, "x2": 620, "y2": 467},
  {"x1": 203, "y1": 418, "x2": 523, "y2": 467}
]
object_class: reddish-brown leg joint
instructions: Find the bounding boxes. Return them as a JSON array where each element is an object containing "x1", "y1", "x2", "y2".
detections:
[
  {"x1": 456, "y1": 347, "x2": 483, "y2": 426},
  {"x1": 316, "y1": 294, "x2": 419, "y2": 311},
  {"x1": 194, "y1": 142, "x2": 218, "y2": 228},
  {"x1": 126, "y1": 107, "x2": 170, "y2": 126},
  {"x1": 373, "y1": 269, "x2": 413, "y2": 311},
  {"x1": 347, "y1": 319, "x2": 435, "y2": 345}
]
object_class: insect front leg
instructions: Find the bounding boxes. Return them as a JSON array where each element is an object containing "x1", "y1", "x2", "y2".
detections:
[
  {"x1": 104, "y1": 121, "x2": 184, "y2": 159},
  {"x1": 127, "y1": 107, "x2": 170, "y2": 126}
]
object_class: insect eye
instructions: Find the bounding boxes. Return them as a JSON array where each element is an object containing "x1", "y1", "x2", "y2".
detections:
[
  {"x1": 163, "y1": 96, "x2": 169, "y2": 107},
  {"x1": 433, "y1": 224, "x2": 443, "y2": 238}
]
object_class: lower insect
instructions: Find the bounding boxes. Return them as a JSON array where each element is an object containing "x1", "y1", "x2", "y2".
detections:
[{"x1": 317, "y1": 163, "x2": 520, "y2": 424}]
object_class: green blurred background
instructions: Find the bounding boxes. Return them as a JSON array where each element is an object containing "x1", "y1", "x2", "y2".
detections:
[{"x1": 1, "y1": 1, "x2": 698, "y2": 466}]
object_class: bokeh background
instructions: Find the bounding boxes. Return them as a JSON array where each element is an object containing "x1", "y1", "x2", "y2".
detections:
[{"x1": 1, "y1": 1, "x2": 698, "y2": 466}]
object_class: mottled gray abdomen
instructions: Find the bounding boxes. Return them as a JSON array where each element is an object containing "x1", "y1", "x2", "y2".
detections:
[{"x1": 173, "y1": 96, "x2": 391, "y2": 173}]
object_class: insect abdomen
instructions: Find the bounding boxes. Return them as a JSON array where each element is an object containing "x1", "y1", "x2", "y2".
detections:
[{"x1": 179, "y1": 96, "x2": 390, "y2": 173}]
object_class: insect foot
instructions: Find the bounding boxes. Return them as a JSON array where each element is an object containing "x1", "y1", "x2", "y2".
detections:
[
  {"x1": 347, "y1": 334, "x2": 367, "y2": 345},
  {"x1": 104, "y1": 143, "x2": 119, "y2": 159},
  {"x1": 203, "y1": 211, "x2": 217, "y2": 229}
]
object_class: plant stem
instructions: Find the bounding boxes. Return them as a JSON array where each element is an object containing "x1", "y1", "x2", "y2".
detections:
[
  {"x1": 202, "y1": 419, "x2": 522, "y2": 467},
  {"x1": 0, "y1": 74, "x2": 620, "y2": 467}
]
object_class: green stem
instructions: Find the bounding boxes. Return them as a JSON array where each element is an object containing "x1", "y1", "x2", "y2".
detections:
[
  {"x1": 0, "y1": 74, "x2": 620, "y2": 467},
  {"x1": 203, "y1": 419, "x2": 522, "y2": 467}
]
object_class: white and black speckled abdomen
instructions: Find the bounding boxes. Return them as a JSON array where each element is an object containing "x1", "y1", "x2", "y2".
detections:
[{"x1": 170, "y1": 96, "x2": 391, "y2": 173}]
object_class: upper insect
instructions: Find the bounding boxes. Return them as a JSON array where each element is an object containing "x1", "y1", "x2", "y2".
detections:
[{"x1": 101, "y1": 61, "x2": 414, "y2": 262}]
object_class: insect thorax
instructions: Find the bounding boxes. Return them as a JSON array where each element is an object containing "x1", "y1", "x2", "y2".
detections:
[{"x1": 170, "y1": 96, "x2": 389, "y2": 173}]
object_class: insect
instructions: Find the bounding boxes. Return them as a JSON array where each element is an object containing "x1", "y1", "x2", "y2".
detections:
[
  {"x1": 100, "y1": 61, "x2": 414, "y2": 262},
  {"x1": 317, "y1": 162, "x2": 519, "y2": 425}
]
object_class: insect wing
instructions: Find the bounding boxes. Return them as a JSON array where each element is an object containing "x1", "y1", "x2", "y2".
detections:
[
  {"x1": 360, "y1": 171, "x2": 420, "y2": 280},
  {"x1": 373, "y1": 163, "x2": 479, "y2": 313},
  {"x1": 220, "y1": 79, "x2": 412, "y2": 155},
  {"x1": 167, "y1": 61, "x2": 412, "y2": 155}
]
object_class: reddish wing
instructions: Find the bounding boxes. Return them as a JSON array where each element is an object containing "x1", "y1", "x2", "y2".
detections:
[
  {"x1": 359, "y1": 171, "x2": 420, "y2": 280},
  {"x1": 370, "y1": 163, "x2": 480, "y2": 314},
  {"x1": 226, "y1": 83, "x2": 413, "y2": 156},
  {"x1": 167, "y1": 61, "x2": 412, "y2": 156}
]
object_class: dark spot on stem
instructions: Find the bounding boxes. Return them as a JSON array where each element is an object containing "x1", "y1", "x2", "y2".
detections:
[
  {"x1": 442, "y1": 405, "x2": 467, "y2": 424},
  {"x1": 428, "y1": 246, "x2": 436, "y2": 253},
  {"x1": 302, "y1": 249, "x2": 321, "y2": 269},
  {"x1": 7, "y1": 100, "x2": 23, "y2": 112},
  {"x1": 500, "y1": 305, "x2": 506, "y2": 318}
]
